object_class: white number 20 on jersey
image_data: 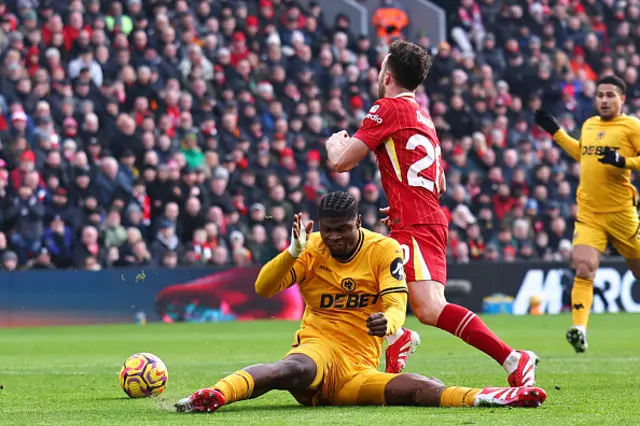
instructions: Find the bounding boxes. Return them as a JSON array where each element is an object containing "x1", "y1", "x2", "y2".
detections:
[{"x1": 406, "y1": 134, "x2": 442, "y2": 193}]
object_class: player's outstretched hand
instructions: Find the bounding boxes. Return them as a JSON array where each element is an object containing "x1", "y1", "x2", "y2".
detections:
[
  {"x1": 534, "y1": 110, "x2": 561, "y2": 135},
  {"x1": 379, "y1": 206, "x2": 391, "y2": 227},
  {"x1": 366, "y1": 312, "x2": 388, "y2": 337},
  {"x1": 289, "y1": 213, "x2": 314, "y2": 258},
  {"x1": 598, "y1": 146, "x2": 626, "y2": 168}
]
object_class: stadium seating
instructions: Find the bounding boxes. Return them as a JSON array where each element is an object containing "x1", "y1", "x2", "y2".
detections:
[{"x1": 0, "y1": 0, "x2": 628, "y2": 270}]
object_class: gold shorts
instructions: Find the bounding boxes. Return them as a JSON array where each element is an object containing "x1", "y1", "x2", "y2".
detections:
[
  {"x1": 283, "y1": 332, "x2": 397, "y2": 406},
  {"x1": 574, "y1": 208, "x2": 640, "y2": 259}
]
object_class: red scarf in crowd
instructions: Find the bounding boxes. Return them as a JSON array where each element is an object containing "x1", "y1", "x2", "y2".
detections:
[
  {"x1": 134, "y1": 192, "x2": 151, "y2": 225},
  {"x1": 193, "y1": 242, "x2": 214, "y2": 262}
]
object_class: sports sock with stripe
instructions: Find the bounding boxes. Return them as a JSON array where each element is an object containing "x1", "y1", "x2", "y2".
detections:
[
  {"x1": 440, "y1": 386, "x2": 481, "y2": 407},
  {"x1": 385, "y1": 328, "x2": 405, "y2": 345},
  {"x1": 436, "y1": 303, "x2": 513, "y2": 366},
  {"x1": 212, "y1": 370, "x2": 255, "y2": 404},
  {"x1": 571, "y1": 277, "x2": 593, "y2": 328}
]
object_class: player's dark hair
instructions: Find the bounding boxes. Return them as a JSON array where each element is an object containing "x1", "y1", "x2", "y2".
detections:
[
  {"x1": 596, "y1": 75, "x2": 627, "y2": 95},
  {"x1": 318, "y1": 191, "x2": 358, "y2": 220},
  {"x1": 387, "y1": 39, "x2": 432, "y2": 91}
]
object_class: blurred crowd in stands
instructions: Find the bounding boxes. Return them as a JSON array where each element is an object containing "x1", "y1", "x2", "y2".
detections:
[{"x1": 0, "y1": 0, "x2": 633, "y2": 271}]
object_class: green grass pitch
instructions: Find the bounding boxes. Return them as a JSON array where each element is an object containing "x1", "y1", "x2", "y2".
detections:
[{"x1": 1, "y1": 314, "x2": 639, "y2": 426}]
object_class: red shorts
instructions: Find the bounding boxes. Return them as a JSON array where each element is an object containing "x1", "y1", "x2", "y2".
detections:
[{"x1": 389, "y1": 225, "x2": 448, "y2": 285}]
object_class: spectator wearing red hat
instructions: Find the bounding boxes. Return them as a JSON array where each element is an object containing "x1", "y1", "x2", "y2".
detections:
[
  {"x1": 230, "y1": 31, "x2": 249, "y2": 67},
  {"x1": 9, "y1": 150, "x2": 39, "y2": 190},
  {"x1": 279, "y1": 147, "x2": 297, "y2": 173},
  {"x1": 26, "y1": 45, "x2": 41, "y2": 77},
  {"x1": 503, "y1": 244, "x2": 517, "y2": 263},
  {"x1": 258, "y1": 0, "x2": 275, "y2": 27},
  {"x1": 305, "y1": 149, "x2": 322, "y2": 169},
  {"x1": 245, "y1": 16, "x2": 260, "y2": 38},
  {"x1": 349, "y1": 95, "x2": 364, "y2": 112},
  {"x1": 570, "y1": 46, "x2": 597, "y2": 82}
]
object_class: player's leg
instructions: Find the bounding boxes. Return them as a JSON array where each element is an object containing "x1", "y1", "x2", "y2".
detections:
[
  {"x1": 383, "y1": 229, "x2": 423, "y2": 373},
  {"x1": 175, "y1": 354, "x2": 317, "y2": 413},
  {"x1": 569, "y1": 216, "x2": 607, "y2": 353},
  {"x1": 397, "y1": 225, "x2": 537, "y2": 386},
  {"x1": 606, "y1": 208, "x2": 640, "y2": 280},
  {"x1": 334, "y1": 370, "x2": 546, "y2": 408},
  {"x1": 625, "y1": 257, "x2": 640, "y2": 282},
  {"x1": 408, "y1": 280, "x2": 536, "y2": 386},
  {"x1": 385, "y1": 373, "x2": 546, "y2": 408}
]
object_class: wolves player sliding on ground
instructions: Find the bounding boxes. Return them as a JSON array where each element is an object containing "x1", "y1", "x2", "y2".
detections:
[
  {"x1": 325, "y1": 40, "x2": 538, "y2": 386},
  {"x1": 176, "y1": 192, "x2": 546, "y2": 412},
  {"x1": 535, "y1": 75, "x2": 640, "y2": 353}
]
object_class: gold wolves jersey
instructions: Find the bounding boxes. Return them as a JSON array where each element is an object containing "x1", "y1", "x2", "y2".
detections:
[
  {"x1": 255, "y1": 228, "x2": 408, "y2": 369},
  {"x1": 556, "y1": 114, "x2": 640, "y2": 213}
]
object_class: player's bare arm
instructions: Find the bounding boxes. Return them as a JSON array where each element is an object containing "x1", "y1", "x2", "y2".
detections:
[{"x1": 325, "y1": 131, "x2": 370, "y2": 172}]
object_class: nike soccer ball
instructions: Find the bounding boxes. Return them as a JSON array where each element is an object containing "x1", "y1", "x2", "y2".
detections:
[{"x1": 119, "y1": 353, "x2": 168, "y2": 398}]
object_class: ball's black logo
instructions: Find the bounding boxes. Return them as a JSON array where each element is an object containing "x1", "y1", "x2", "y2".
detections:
[
  {"x1": 390, "y1": 257, "x2": 405, "y2": 281},
  {"x1": 341, "y1": 277, "x2": 356, "y2": 292}
]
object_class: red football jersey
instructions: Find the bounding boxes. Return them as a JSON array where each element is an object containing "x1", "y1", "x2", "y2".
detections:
[{"x1": 353, "y1": 93, "x2": 447, "y2": 228}]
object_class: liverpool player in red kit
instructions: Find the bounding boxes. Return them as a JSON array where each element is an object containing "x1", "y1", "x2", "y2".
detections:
[{"x1": 325, "y1": 40, "x2": 538, "y2": 387}]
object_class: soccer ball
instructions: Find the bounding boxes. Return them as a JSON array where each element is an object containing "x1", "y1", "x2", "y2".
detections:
[{"x1": 119, "y1": 353, "x2": 168, "y2": 398}]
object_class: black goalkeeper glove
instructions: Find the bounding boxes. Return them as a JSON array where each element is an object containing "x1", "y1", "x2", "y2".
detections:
[
  {"x1": 598, "y1": 146, "x2": 626, "y2": 168},
  {"x1": 534, "y1": 109, "x2": 561, "y2": 135}
]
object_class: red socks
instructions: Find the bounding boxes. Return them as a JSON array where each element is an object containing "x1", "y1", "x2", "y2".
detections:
[{"x1": 436, "y1": 303, "x2": 513, "y2": 365}]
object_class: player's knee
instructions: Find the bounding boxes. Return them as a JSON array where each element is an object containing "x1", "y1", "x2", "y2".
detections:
[
  {"x1": 412, "y1": 304, "x2": 440, "y2": 326},
  {"x1": 574, "y1": 257, "x2": 598, "y2": 280},
  {"x1": 625, "y1": 258, "x2": 640, "y2": 279},
  {"x1": 275, "y1": 359, "x2": 315, "y2": 384},
  {"x1": 412, "y1": 294, "x2": 446, "y2": 326}
]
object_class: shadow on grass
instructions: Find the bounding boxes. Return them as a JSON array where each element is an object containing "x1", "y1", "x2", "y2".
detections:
[
  {"x1": 168, "y1": 404, "x2": 309, "y2": 414},
  {"x1": 94, "y1": 396, "x2": 136, "y2": 401},
  {"x1": 221, "y1": 404, "x2": 307, "y2": 413}
]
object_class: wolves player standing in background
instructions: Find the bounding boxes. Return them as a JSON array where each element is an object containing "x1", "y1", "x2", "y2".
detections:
[
  {"x1": 536, "y1": 75, "x2": 640, "y2": 353},
  {"x1": 325, "y1": 40, "x2": 537, "y2": 387}
]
